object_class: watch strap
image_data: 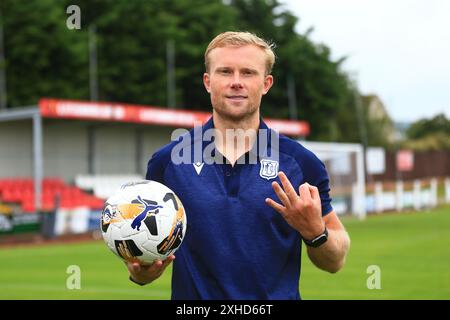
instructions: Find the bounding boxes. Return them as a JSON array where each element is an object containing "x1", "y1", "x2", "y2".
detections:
[{"x1": 303, "y1": 227, "x2": 328, "y2": 248}]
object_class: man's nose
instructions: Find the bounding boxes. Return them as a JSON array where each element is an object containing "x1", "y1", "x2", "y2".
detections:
[{"x1": 230, "y1": 72, "x2": 243, "y2": 89}]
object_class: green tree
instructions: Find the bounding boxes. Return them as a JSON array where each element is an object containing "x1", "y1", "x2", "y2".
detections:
[
  {"x1": 406, "y1": 113, "x2": 450, "y2": 139},
  {"x1": 65, "y1": 0, "x2": 237, "y2": 107},
  {"x1": 402, "y1": 114, "x2": 450, "y2": 151},
  {"x1": 2, "y1": 0, "x2": 365, "y2": 143},
  {"x1": 1, "y1": 0, "x2": 89, "y2": 107}
]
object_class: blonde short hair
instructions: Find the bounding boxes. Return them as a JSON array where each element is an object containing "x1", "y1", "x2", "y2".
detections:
[{"x1": 204, "y1": 31, "x2": 276, "y2": 75}]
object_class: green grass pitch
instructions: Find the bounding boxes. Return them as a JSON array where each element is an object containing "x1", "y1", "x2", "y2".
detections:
[{"x1": 1, "y1": 205, "x2": 449, "y2": 300}]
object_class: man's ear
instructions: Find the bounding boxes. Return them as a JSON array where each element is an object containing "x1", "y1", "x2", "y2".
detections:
[
  {"x1": 203, "y1": 73, "x2": 211, "y2": 93},
  {"x1": 262, "y1": 75, "x2": 273, "y2": 95}
]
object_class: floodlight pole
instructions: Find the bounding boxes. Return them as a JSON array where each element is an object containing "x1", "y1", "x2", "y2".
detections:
[
  {"x1": 287, "y1": 72, "x2": 298, "y2": 120},
  {"x1": 166, "y1": 39, "x2": 176, "y2": 109},
  {"x1": 33, "y1": 112, "x2": 43, "y2": 211},
  {"x1": 0, "y1": 8, "x2": 7, "y2": 110},
  {"x1": 89, "y1": 24, "x2": 98, "y2": 101}
]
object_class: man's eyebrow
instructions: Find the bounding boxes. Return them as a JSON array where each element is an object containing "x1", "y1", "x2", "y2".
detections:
[
  {"x1": 241, "y1": 67, "x2": 258, "y2": 73},
  {"x1": 214, "y1": 66, "x2": 260, "y2": 74},
  {"x1": 215, "y1": 66, "x2": 232, "y2": 71}
]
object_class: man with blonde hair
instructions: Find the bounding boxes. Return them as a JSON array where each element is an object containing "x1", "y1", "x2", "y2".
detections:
[
  {"x1": 126, "y1": 31, "x2": 350, "y2": 300},
  {"x1": 204, "y1": 31, "x2": 276, "y2": 75}
]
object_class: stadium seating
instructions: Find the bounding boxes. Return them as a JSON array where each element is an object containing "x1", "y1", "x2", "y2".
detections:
[
  {"x1": 0, "y1": 203, "x2": 13, "y2": 215},
  {"x1": 0, "y1": 178, "x2": 104, "y2": 213}
]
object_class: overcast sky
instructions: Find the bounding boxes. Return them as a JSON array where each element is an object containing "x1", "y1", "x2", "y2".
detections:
[{"x1": 281, "y1": 0, "x2": 450, "y2": 123}]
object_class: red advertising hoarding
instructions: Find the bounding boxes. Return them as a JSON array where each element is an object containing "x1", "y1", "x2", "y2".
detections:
[{"x1": 39, "y1": 98, "x2": 310, "y2": 137}]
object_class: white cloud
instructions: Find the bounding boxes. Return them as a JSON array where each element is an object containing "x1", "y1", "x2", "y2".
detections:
[{"x1": 281, "y1": 0, "x2": 450, "y2": 122}]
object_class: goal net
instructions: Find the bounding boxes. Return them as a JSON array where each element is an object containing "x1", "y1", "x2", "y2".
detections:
[{"x1": 299, "y1": 141, "x2": 366, "y2": 219}]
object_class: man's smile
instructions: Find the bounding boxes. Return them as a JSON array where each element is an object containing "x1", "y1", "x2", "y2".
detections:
[{"x1": 225, "y1": 95, "x2": 248, "y2": 101}]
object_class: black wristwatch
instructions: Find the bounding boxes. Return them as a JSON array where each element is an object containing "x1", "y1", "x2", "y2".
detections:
[{"x1": 303, "y1": 227, "x2": 328, "y2": 248}]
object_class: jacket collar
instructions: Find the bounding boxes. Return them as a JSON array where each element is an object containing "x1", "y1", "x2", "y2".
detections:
[{"x1": 197, "y1": 116, "x2": 277, "y2": 164}]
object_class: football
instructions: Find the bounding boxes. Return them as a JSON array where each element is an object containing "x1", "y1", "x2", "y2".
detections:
[{"x1": 100, "y1": 180, "x2": 187, "y2": 265}]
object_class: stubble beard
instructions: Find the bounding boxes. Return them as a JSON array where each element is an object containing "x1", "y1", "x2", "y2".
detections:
[{"x1": 212, "y1": 99, "x2": 260, "y2": 123}]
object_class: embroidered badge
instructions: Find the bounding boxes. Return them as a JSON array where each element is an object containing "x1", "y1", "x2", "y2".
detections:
[{"x1": 259, "y1": 159, "x2": 279, "y2": 180}]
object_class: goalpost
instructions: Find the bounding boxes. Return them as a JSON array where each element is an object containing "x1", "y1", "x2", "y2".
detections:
[{"x1": 299, "y1": 141, "x2": 367, "y2": 220}]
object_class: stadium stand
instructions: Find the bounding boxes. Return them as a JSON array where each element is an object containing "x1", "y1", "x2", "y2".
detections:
[
  {"x1": 0, "y1": 203, "x2": 13, "y2": 215},
  {"x1": 0, "y1": 178, "x2": 104, "y2": 213},
  {"x1": 75, "y1": 174, "x2": 143, "y2": 199}
]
